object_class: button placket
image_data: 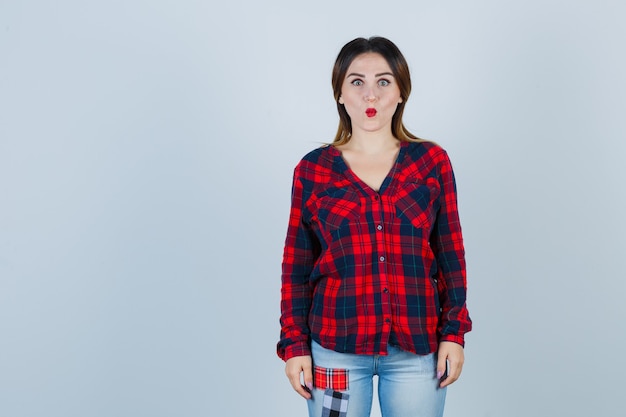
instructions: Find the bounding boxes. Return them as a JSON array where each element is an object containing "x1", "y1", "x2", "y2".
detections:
[{"x1": 372, "y1": 192, "x2": 392, "y2": 344}]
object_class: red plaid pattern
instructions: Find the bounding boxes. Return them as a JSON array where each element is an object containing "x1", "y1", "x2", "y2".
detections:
[
  {"x1": 278, "y1": 141, "x2": 472, "y2": 361},
  {"x1": 314, "y1": 366, "x2": 349, "y2": 391}
]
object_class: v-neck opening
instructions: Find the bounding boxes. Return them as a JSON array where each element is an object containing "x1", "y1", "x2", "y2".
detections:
[{"x1": 332, "y1": 141, "x2": 407, "y2": 195}]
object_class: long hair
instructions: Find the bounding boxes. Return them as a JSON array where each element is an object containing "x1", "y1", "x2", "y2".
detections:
[{"x1": 331, "y1": 37, "x2": 423, "y2": 145}]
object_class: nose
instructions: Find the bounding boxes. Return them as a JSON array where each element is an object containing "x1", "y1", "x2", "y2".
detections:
[{"x1": 364, "y1": 88, "x2": 377, "y2": 102}]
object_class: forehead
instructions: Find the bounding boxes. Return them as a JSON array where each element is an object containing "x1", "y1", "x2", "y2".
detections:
[{"x1": 345, "y1": 53, "x2": 393, "y2": 76}]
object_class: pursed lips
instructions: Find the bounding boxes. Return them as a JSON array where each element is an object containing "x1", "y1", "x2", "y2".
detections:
[{"x1": 365, "y1": 108, "x2": 377, "y2": 117}]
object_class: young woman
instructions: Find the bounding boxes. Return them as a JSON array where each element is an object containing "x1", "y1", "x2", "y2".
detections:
[{"x1": 277, "y1": 36, "x2": 472, "y2": 417}]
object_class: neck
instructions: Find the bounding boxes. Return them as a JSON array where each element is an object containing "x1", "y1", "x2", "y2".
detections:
[{"x1": 346, "y1": 130, "x2": 398, "y2": 154}]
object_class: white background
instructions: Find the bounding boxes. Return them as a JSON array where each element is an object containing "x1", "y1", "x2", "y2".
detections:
[{"x1": 1, "y1": 1, "x2": 625, "y2": 416}]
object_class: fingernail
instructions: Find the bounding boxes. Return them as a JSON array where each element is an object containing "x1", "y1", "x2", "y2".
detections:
[
  {"x1": 437, "y1": 371, "x2": 443, "y2": 379},
  {"x1": 306, "y1": 382, "x2": 313, "y2": 391}
]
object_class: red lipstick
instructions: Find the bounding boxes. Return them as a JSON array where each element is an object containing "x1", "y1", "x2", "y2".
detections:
[{"x1": 366, "y1": 108, "x2": 377, "y2": 117}]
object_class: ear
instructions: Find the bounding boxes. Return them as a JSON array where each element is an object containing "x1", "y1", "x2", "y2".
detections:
[
  {"x1": 398, "y1": 97, "x2": 403, "y2": 103},
  {"x1": 338, "y1": 96, "x2": 344, "y2": 104}
]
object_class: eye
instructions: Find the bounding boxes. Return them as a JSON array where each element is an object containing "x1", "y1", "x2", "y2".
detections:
[
  {"x1": 351, "y1": 79, "x2": 363, "y2": 86},
  {"x1": 378, "y1": 79, "x2": 390, "y2": 87}
]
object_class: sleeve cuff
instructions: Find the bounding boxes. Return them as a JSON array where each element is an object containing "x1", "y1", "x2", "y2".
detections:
[
  {"x1": 278, "y1": 341, "x2": 311, "y2": 362},
  {"x1": 440, "y1": 334, "x2": 465, "y2": 347}
]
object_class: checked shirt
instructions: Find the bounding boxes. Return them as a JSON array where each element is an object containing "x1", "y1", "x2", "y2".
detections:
[{"x1": 277, "y1": 140, "x2": 471, "y2": 361}]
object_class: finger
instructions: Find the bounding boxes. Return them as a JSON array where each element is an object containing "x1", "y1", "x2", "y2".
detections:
[
  {"x1": 302, "y1": 360, "x2": 313, "y2": 393},
  {"x1": 450, "y1": 357, "x2": 463, "y2": 381},
  {"x1": 286, "y1": 362, "x2": 312, "y2": 399},
  {"x1": 436, "y1": 353, "x2": 447, "y2": 382},
  {"x1": 440, "y1": 364, "x2": 462, "y2": 387},
  {"x1": 287, "y1": 370, "x2": 311, "y2": 399},
  {"x1": 440, "y1": 356, "x2": 463, "y2": 388}
]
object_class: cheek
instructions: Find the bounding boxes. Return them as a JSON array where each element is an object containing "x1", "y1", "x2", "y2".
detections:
[
  {"x1": 342, "y1": 98, "x2": 361, "y2": 115},
  {"x1": 383, "y1": 93, "x2": 402, "y2": 108}
]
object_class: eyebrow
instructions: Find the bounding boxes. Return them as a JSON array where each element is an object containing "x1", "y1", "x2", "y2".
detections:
[{"x1": 346, "y1": 72, "x2": 395, "y2": 78}]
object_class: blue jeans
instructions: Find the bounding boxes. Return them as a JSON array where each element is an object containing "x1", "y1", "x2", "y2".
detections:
[{"x1": 308, "y1": 341, "x2": 446, "y2": 417}]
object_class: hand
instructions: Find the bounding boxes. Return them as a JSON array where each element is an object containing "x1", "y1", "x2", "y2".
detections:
[
  {"x1": 437, "y1": 341, "x2": 464, "y2": 388},
  {"x1": 285, "y1": 355, "x2": 313, "y2": 399}
]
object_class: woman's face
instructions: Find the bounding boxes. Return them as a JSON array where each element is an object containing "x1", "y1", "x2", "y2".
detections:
[{"x1": 339, "y1": 52, "x2": 403, "y2": 137}]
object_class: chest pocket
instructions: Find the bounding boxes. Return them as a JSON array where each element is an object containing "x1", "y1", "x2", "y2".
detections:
[
  {"x1": 394, "y1": 177, "x2": 440, "y2": 229},
  {"x1": 316, "y1": 187, "x2": 361, "y2": 231}
]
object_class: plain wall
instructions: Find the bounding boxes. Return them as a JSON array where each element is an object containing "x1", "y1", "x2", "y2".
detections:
[{"x1": 1, "y1": 1, "x2": 625, "y2": 416}]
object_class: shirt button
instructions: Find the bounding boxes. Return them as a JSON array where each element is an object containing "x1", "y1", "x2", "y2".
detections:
[
  {"x1": 383, "y1": 288, "x2": 389, "y2": 293},
  {"x1": 385, "y1": 318, "x2": 391, "y2": 324},
  {"x1": 379, "y1": 256, "x2": 385, "y2": 262},
  {"x1": 374, "y1": 195, "x2": 380, "y2": 200},
  {"x1": 377, "y1": 224, "x2": 383, "y2": 231}
]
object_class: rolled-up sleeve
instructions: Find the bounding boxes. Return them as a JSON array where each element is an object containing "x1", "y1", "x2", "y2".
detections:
[
  {"x1": 430, "y1": 151, "x2": 472, "y2": 346},
  {"x1": 277, "y1": 169, "x2": 320, "y2": 361}
]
